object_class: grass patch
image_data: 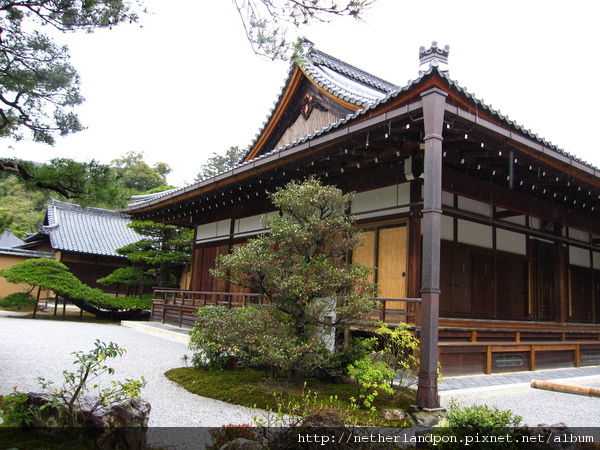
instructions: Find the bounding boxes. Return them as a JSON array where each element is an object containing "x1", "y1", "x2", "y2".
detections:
[{"x1": 164, "y1": 367, "x2": 416, "y2": 426}]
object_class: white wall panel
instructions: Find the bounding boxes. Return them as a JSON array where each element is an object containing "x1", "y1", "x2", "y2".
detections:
[
  {"x1": 568, "y1": 228, "x2": 590, "y2": 243},
  {"x1": 196, "y1": 219, "x2": 231, "y2": 242},
  {"x1": 441, "y1": 215, "x2": 454, "y2": 241},
  {"x1": 457, "y1": 219, "x2": 493, "y2": 249},
  {"x1": 569, "y1": 246, "x2": 590, "y2": 268},
  {"x1": 351, "y1": 184, "x2": 410, "y2": 218},
  {"x1": 496, "y1": 228, "x2": 526, "y2": 255},
  {"x1": 457, "y1": 196, "x2": 492, "y2": 218}
]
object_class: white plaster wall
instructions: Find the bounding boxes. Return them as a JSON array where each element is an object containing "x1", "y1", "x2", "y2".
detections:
[
  {"x1": 457, "y1": 219, "x2": 493, "y2": 249},
  {"x1": 196, "y1": 219, "x2": 231, "y2": 242},
  {"x1": 457, "y1": 196, "x2": 492, "y2": 218},
  {"x1": 496, "y1": 228, "x2": 527, "y2": 255},
  {"x1": 351, "y1": 184, "x2": 410, "y2": 219},
  {"x1": 569, "y1": 246, "x2": 591, "y2": 268}
]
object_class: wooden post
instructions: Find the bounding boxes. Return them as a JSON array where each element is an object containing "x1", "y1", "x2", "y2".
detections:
[{"x1": 416, "y1": 87, "x2": 447, "y2": 409}]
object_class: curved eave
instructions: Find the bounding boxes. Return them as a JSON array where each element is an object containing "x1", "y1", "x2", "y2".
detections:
[
  {"x1": 127, "y1": 69, "x2": 600, "y2": 219},
  {"x1": 243, "y1": 65, "x2": 363, "y2": 163}
]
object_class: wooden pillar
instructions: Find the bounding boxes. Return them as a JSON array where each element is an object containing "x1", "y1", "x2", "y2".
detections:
[
  {"x1": 407, "y1": 180, "x2": 423, "y2": 299},
  {"x1": 556, "y1": 242, "x2": 568, "y2": 323},
  {"x1": 416, "y1": 87, "x2": 447, "y2": 409}
]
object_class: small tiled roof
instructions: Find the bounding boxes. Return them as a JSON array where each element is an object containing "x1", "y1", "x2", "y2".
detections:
[
  {"x1": 0, "y1": 247, "x2": 52, "y2": 259},
  {"x1": 0, "y1": 231, "x2": 24, "y2": 248},
  {"x1": 29, "y1": 199, "x2": 141, "y2": 257}
]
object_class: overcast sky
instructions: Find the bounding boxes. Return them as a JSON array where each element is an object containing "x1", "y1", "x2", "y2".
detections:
[{"x1": 6, "y1": 0, "x2": 600, "y2": 186}]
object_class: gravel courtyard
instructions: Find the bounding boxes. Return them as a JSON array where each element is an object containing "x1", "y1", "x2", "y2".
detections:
[
  {"x1": 2, "y1": 315, "x2": 599, "y2": 447},
  {"x1": 0, "y1": 316, "x2": 260, "y2": 447}
]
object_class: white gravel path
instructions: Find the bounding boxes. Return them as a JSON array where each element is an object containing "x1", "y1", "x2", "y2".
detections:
[
  {"x1": 439, "y1": 376, "x2": 600, "y2": 429},
  {"x1": 0, "y1": 316, "x2": 262, "y2": 447},
  {"x1": 3, "y1": 315, "x2": 600, "y2": 447}
]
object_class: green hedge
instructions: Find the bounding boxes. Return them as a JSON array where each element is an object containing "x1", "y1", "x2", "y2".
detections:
[{"x1": 0, "y1": 259, "x2": 151, "y2": 311}]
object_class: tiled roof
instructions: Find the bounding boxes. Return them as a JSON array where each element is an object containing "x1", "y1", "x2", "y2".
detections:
[
  {"x1": 33, "y1": 199, "x2": 141, "y2": 257},
  {"x1": 240, "y1": 65, "x2": 599, "y2": 173},
  {"x1": 125, "y1": 45, "x2": 599, "y2": 211},
  {"x1": 240, "y1": 40, "x2": 399, "y2": 165},
  {"x1": 128, "y1": 188, "x2": 181, "y2": 208},
  {"x1": 298, "y1": 40, "x2": 399, "y2": 106},
  {"x1": 0, "y1": 247, "x2": 52, "y2": 259},
  {"x1": 0, "y1": 231, "x2": 24, "y2": 248}
]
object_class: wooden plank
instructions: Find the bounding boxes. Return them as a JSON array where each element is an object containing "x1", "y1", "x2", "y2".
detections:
[
  {"x1": 439, "y1": 317, "x2": 600, "y2": 334},
  {"x1": 439, "y1": 341, "x2": 590, "y2": 349},
  {"x1": 353, "y1": 229, "x2": 376, "y2": 282},
  {"x1": 378, "y1": 225, "x2": 408, "y2": 310}
]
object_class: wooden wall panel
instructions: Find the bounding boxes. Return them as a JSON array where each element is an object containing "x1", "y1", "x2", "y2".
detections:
[
  {"x1": 353, "y1": 229, "x2": 376, "y2": 283},
  {"x1": 496, "y1": 257, "x2": 528, "y2": 319},
  {"x1": 472, "y1": 254, "x2": 494, "y2": 317},
  {"x1": 533, "y1": 241, "x2": 557, "y2": 321},
  {"x1": 569, "y1": 268, "x2": 594, "y2": 323},
  {"x1": 378, "y1": 226, "x2": 407, "y2": 303},
  {"x1": 441, "y1": 242, "x2": 529, "y2": 320},
  {"x1": 353, "y1": 225, "x2": 407, "y2": 306}
]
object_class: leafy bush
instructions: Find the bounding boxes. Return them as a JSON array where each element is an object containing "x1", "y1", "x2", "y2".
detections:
[
  {"x1": 434, "y1": 402, "x2": 528, "y2": 449},
  {"x1": 190, "y1": 305, "x2": 310, "y2": 378},
  {"x1": 309, "y1": 336, "x2": 377, "y2": 382},
  {"x1": 347, "y1": 356, "x2": 394, "y2": 409},
  {"x1": 0, "y1": 292, "x2": 37, "y2": 310},
  {"x1": 1, "y1": 390, "x2": 34, "y2": 427},
  {"x1": 373, "y1": 322, "x2": 421, "y2": 398}
]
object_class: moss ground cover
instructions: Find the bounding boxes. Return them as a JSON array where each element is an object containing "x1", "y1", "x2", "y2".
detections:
[{"x1": 165, "y1": 367, "x2": 415, "y2": 427}]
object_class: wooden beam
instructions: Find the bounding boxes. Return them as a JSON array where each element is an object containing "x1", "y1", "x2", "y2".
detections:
[{"x1": 494, "y1": 210, "x2": 523, "y2": 219}]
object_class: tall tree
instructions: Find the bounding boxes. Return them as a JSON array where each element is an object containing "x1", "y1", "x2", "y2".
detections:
[
  {"x1": 111, "y1": 151, "x2": 172, "y2": 194},
  {"x1": 0, "y1": 158, "x2": 129, "y2": 207},
  {"x1": 0, "y1": 175, "x2": 47, "y2": 237},
  {"x1": 115, "y1": 220, "x2": 192, "y2": 289},
  {"x1": 0, "y1": 0, "x2": 143, "y2": 144},
  {"x1": 195, "y1": 146, "x2": 246, "y2": 182},
  {"x1": 0, "y1": 0, "x2": 144, "y2": 206},
  {"x1": 233, "y1": 0, "x2": 377, "y2": 60}
]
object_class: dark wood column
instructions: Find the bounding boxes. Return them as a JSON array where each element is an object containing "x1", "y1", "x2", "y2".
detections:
[
  {"x1": 416, "y1": 87, "x2": 447, "y2": 409},
  {"x1": 407, "y1": 180, "x2": 422, "y2": 299}
]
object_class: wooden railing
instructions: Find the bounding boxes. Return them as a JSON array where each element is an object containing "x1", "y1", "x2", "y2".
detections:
[
  {"x1": 373, "y1": 297, "x2": 422, "y2": 328},
  {"x1": 150, "y1": 289, "x2": 422, "y2": 330},
  {"x1": 150, "y1": 290, "x2": 262, "y2": 328}
]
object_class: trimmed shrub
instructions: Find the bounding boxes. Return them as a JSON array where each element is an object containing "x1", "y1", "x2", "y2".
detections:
[{"x1": 0, "y1": 292, "x2": 36, "y2": 310}]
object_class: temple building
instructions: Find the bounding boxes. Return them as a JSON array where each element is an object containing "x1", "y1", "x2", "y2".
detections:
[{"x1": 126, "y1": 41, "x2": 600, "y2": 407}]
